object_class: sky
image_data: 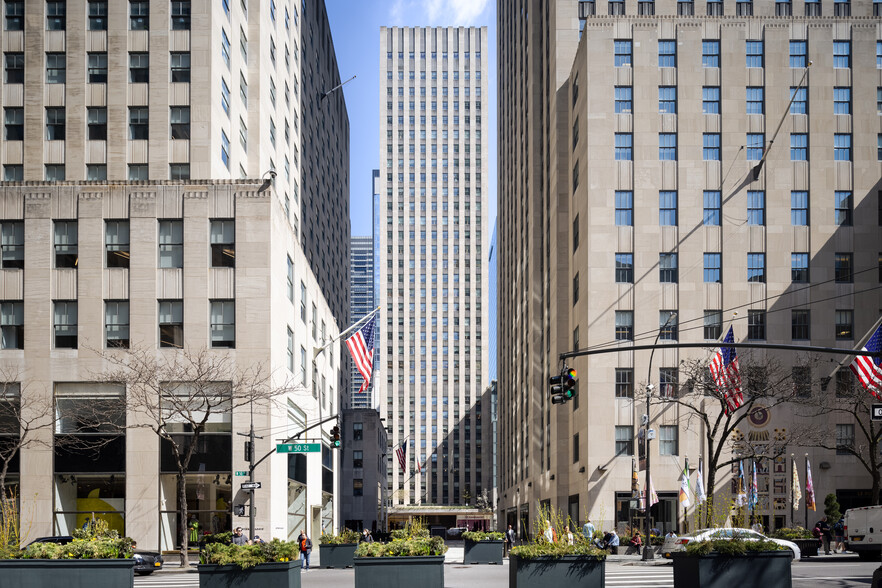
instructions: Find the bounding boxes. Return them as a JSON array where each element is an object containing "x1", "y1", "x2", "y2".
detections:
[{"x1": 325, "y1": 0, "x2": 497, "y2": 238}]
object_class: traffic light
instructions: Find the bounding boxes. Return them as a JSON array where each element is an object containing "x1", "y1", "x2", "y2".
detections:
[
  {"x1": 549, "y1": 374, "x2": 567, "y2": 404},
  {"x1": 549, "y1": 366, "x2": 578, "y2": 405},
  {"x1": 330, "y1": 425, "x2": 341, "y2": 448}
]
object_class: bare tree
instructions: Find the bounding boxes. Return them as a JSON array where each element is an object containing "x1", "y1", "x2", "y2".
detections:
[
  {"x1": 0, "y1": 372, "x2": 54, "y2": 500},
  {"x1": 664, "y1": 351, "x2": 803, "y2": 526},
  {"x1": 93, "y1": 346, "x2": 301, "y2": 566}
]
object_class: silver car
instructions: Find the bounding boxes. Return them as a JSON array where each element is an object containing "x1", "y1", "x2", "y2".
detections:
[{"x1": 660, "y1": 528, "x2": 800, "y2": 561}]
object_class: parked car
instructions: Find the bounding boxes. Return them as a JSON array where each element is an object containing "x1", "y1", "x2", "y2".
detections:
[
  {"x1": 26, "y1": 536, "x2": 163, "y2": 575},
  {"x1": 660, "y1": 528, "x2": 800, "y2": 561},
  {"x1": 446, "y1": 527, "x2": 467, "y2": 539}
]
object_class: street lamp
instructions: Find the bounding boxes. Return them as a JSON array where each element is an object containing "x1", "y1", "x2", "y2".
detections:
[{"x1": 642, "y1": 311, "x2": 677, "y2": 560}]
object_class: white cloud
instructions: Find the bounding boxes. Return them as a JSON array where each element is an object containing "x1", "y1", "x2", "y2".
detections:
[
  {"x1": 447, "y1": 0, "x2": 490, "y2": 25},
  {"x1": 387, "y1": 0, "x2": 491, "y2": 26}
]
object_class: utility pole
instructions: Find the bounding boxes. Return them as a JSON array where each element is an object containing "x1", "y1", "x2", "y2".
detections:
[{"x1": 237, "y1": 400, "x2": 263, "y2": 541}]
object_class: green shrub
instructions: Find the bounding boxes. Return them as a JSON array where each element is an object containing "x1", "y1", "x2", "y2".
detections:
[
  {"x1": 509, "y1": 542, "x2": 606, "y2": 559},
  {"x1": 319, "y1": 528, "x2": 362, "y2": 545},
  {"x1": 461, "y1": 531, "x2": 504, "y2": 542},
  {"x1": 201, "y1": 539, "x2": 298, "y2": 569},
  {"x1": 354, "y1": 535, "x2": 447, "y2": 558},
  {"x1": 389, "y1": 518, "x2": 431, "y2": 541},
  {"x1": 684, "y1": 538, "x2": 786, "y2": 557},
  {"x1": 824, "y1": 494, "x2": 842, "y2": 522},
  {"x1": 16, "y1": 537, "x2": 133, "y2": 561},
  {"x1": 202, "y1": 532, "x2": 232, "y2": 545},
  {"x1": 770, "y1": 527, "x2": 813, "y2": 541}
]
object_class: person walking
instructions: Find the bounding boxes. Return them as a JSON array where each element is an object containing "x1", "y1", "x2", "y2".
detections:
[
  {"x1": 816, "y1": 516, "x2": 832, "y2": 555},
  {"x1": 505, "y1": 524, "x2": 516, "y2": 556},
  {"x1": 833, "y1": 518, "x2": 845, "y2": 553},
  {"x1": 582, "y1": 518, "x2": 596, "y2": 542},
  {"x1": 298, "y1": 529, "x2": 312, "y2": 570}
]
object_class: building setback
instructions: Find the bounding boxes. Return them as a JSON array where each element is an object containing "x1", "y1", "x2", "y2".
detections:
[{"x1": 498, "y1": 0, "x2": 882, "y2": 538}]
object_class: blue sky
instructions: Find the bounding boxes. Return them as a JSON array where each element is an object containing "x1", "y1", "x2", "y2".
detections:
[{"x1": 325, "y1": 0, "x2": 497, "y2": 238}]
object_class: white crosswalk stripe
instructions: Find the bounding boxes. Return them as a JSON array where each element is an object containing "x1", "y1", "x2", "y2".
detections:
[
  {"x1": 606, "y1": 567, "x2": 674, "y2": 587},
  {"x1": 134, "y1": 573, "x2": 199, "y2": 587}
]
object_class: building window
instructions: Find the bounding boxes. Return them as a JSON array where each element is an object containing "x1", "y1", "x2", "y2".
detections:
[
  {"x1": 47, "y1": 1, "x2": 65, "y2": 30},
  {"x1": 158, "y1": 220, "x2": 183, "y2": 268},
  {"x1": 704, "y1": 253, "x2": 721, "y2": 283},
  {"x1": 834, "y1": 134, "x2": 851, "y2": 161},
  {"x1": 614, "y1": 86, "x2": 632, "y2": 113},
  {"x1": 615, "y1": 426, "x2": 633, "y2": 456},
  {"x1": 221, "y1": 29, "x2": 231, "y2": 68},
  {"x1": 835, "y1": 191, "x2": 852, "y2": 226},
  {"x1": 659, "y1": 191, "x2": 677, "y2": 226},
  {"x1": 702, "y1": 40, "x2": 720, "y2": 67},
  {"x1": 747, "y1": 310, "x2": 765, "y2": 340},
  {"x1": 4, "y1": 107, "x2": 22, "y2": 140},
  {"x1": 573, "y1": 215, "x2": 579, "y2": 252},
  {"x1": 300, "y1": 346, "x2": 307, "y2": 386},
  {"x1": 170, "y1": 52, "x2": 190, "y2": 82},
  {"x1": 169, "y1": 164, "x2": 189, "y2": 180},
  {"x1": 46, "y1": 52, "x2": 65, "y2": 84},
  {"x1": 3, "y1": 165, "x2": 22, "y2": 181},
  {"x1": 746, "y1": 133, "x2": 764, "y2": 160},
  {"x1": 210, "y1": 220, "x2": 235, "y2": 268},
  {"x1": 745, "y1": 40, "x2": 763, "y2": 67},
  {"x1": 615, "y1": 368, "x2": 633, "y2": 398},
  {"x1": 240, "y1": 72, "x2": 248, "y2": 106},
  {"x1": 0, "y1": 221, "x2": 23, "y2": 269},
  {"x1": 659, "y1": 87, "x2": 676, "y2": 114},
  {"x1": 128, "y1": 107, "x2": 148, "y2": 140},
  {"x1": 45, "y1": 107, "x2": 65, "y2": 140},
  {"x1": 659, "y1": 253, "x2": 678, "y2": 283},
  {"x1": 703, "y1": 191, "x2": 721, "y2": 226},
  {"x1": 88, "y1": 1, "x2": 107, "y2": 30},
  {"x1": 790, "y1": 40, "x2": 807, "y2": 67},
  {"x1": 615, "y1": 133, "x2": 632, "y2": 160},
  {"x1": 129, "y1": 52, "x2": 148, "y2": 83},
  {"x1": 836, "y1": 424, "x2": 855, "y2": 455},
  {"x1": 702, "y1": 86, "x2": 720, "y2": 114},
  {"x1": 4, "y1": 52, "x2": 23, "y2": 84},
  {"x1": 659, "y1": 133, "x2": 677, "y2": 160},
  {"x1": 170, "y1": 0, "x2": 190, "y2": 30},
  {"x1": 572, "y1": 272, "x2": 579, "y2": 304},
  {"x1": 87, "y1": 107, "x2": 107, "y2": 141},
  {"x1": 87, "y1": 52, "x2": 107, "y2": 83},
  {"x1": 86, "y1": 164, "x2": 106, "y2": 181},
  {"x1": 836, "y1": 370, "x2": 853, "y2": 397},
  {"x1": 614, "y1": 40, "x2": 632, "y2": 67},
  {"x1": 105, "y1": 301, "x2": 129, "y2": 348},
  {"x1": 833, "y1": 41, "x2": 851, "y2": 69},
  {"x1": 791, "y1": 191, "x2": 809, "y2": 225},
  {"x1": 793, "y1": 366, "x2": 811, "y2": 397},
  {"x1": 129, "y1": 1, "x2": 148, "y2": 30},
  {"x1": 792, "y1": 309, "x2": 810, "y2": 340},
  {"x1": 835, "y1": 0, "x2": 851, "y2": 16},
  {"x1": 615, "y1": 253, "x2": 633, "y2": 283},
  {"x1": 4, "y1": 1, "x2": 23, "y2": 30},
  {"x1": 220, "y1": 130, "x2": 231, "y2": 169},
  {"x1": 615, "y1": 311, "x2": 633, "y2": 341},
  {"x1": 353, "y1": 450, "x2": 363, "y2": 469},
  {"x1": 158, "y1": 300, "x2": 183, "y2": 348},
  {"x1": 703, "y1": 133, "x2": 721, "y2": 161},
  {"x1": 53, "y1": 221, "x2": 77, "y2": 269},
  {"x1": 790, "y1": 87, "x2": 807, "y2": 114},
  {"x1": 658, "y1": 40, "x2": 676, "y2": 67},
  {"x1": 790, "y1": 134, "x2": 807, "y2": 161},
  {"x1": 659, "y1": 426, "x2": 678, "y2": 455},
  {"x1": 615, "y1": 191, "x2": 633, "y2": 226},
  {"x1": 704, "y1": 310, "x2": 722, "y2": 340},
  {"x1": 746, "y1": 87, "x2": 764, "y2": 114},
  {"x1": 53, "y1": 300, "x2": 77, "y2": 348},
  {"x1": 210, "y1": 300, "x2": 235, "y2": 348},
  {"x1": 659, "y1": 311, "x2": 678, "y2": 341},
  {"x1": 572, "y1": 162, "x2": 579, "y2": 193},
  {"x1": 0, "y1": 301, "x2": 23, "y2": 349},
  {"x1": 791, "y1": 253, "x2": 809, "y2": 283},
  {"x1": 128, "y1": 164, "x2": 147, "y2": 180},
  {"x1": 747, "y1": 253, "x2": 765, "y2": 283},
  {"x1": 834, "y1": 253, "x2": 853, "y2": 283},
  {"x1": 353, "y1": 422, "x2": 363, "y2": 441},
  {"x1": 300, "y1": 282, "x2": 306, "y2": 321},
  {"x1": 105, "y1": 220, "x2": 129, "y2": 268},
  {"x1": 45, "y1": 165, "x2": 65, "y2": 181},
  {"x1": 747, "y1": 191, "x2": 765, "y2": 226},
  {"x1": 170, "y1": 107, "x2": 190, "y2": 140},
  {"x1": 834, "y1": 87, "x2": 851, "y2": 115}
]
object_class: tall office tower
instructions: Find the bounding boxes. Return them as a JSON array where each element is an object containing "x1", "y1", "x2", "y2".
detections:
[
  {"x1": 349, "y1": 235, "x2": 376, "y2": 408},
  {"x1": 378, "y1": 26, "x2": 491, "y2": 519},
  {"x1": 498, "y1": 0, "x2": 882, "y2": 538},
  {"x1": 0, "y1": 0, "x2": 349, "y2": 549}
]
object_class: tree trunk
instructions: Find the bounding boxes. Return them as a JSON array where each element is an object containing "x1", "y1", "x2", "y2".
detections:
[
  {"x1": 178, "y1": 470, "x2": 189, "y2": 567},
  {"x1": 705, "y1": 469, "x2": 717, "y2": 528},
  {"x1": 873, "y1": 469, "x2": 881, "y2": 506}
]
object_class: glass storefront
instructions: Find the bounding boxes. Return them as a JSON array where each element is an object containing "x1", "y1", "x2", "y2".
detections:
[{"x1": 160, "y1": 473, "x2": 232, "y2": 550}]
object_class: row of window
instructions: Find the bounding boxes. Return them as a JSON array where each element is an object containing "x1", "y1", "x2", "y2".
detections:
[
  {"x1": 0, "y1": 219, "x2": 234, "y2": 270},
  {"x1": 2, "y1": 163, "x2": 190, "y2": 182},
  {"x1": 0, "y1": 298, "x2": 234, "y2": 350},
  {"x1": 589, "y1": 0, "x2": 858, "y2": 19},
  {"x1": 387, "y1": 51, "x2": 481, "y2": 60},
  {"x1": 3, "y1": 51, "x2": 190, "y2": 85},
  {"x1": 3, "y1": 106, "x2": 192, "y2": 142},
  {"x1": 387, "y1": 70, "x2": 482, "y2": 82},
  {"x1": 611, "y1": 250, "x2": 862, "y2": 285},
  {"x1": 4, "y1": 1, "x2": 191, "y2": 32}
]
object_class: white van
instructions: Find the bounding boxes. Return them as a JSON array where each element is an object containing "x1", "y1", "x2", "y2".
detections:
[{"x1": 844, "y1": 505, "x2": 882, "y2": 560}]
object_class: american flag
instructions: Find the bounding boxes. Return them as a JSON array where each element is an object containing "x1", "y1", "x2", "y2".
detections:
[
  {"x1": 849, "y1": 323, "x2": 882, "y2": 398},
  {"x1": 346, "y1": 315, "x2": 377, "y2": 393},
  {"x1": 395, "y1": 442, "x2": 407, "y2": 473},
  {"x1": 709, "y1": 326, "x2": 743, "y2": 414}
]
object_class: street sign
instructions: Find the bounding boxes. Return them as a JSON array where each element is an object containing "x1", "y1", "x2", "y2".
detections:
[
  {"x1": 276, "y1": 443, "x2": 321, "y2": 453},
  {"x1": 241, "y1": 482, "x2": 261, "y2": 490},
  {"x1": 234, "y1": 471, "x2": 248, "y2": 477},
  {"x1": 873, "y1": 404, "x2": 882, "y2": 421}
]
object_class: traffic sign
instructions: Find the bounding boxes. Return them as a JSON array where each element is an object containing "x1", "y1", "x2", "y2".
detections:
[
  {"x1": 234, "y1": 471, "x2": 248, "y2": 477},
  {"x1": 276, "y1": 443, "x2": 321, "y2": 453},
  {"x1": 241, "y1": 482, "x2": 261, "y2": 490},
  {"x1": 872, "y1": 404, "x2": 882, "y2": 421}
]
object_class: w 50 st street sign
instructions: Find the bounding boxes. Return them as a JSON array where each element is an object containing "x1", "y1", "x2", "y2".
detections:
[{"x1": 276, "y1": 443, "x2": 321, "y2": 453}]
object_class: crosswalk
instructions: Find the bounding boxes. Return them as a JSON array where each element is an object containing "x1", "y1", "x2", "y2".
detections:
[
  {"x1": 134, "y1": 573, "x2": 199, "y2": 588},
  {"x1": 606, "y1": 566, "x2": 674, "y2": 587}
]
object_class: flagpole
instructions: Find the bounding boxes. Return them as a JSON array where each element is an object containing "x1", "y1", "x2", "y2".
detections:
[
  {"x1": 790, "y1": 454, "x2": 795, "y2": 528},
  {"x1": 313, "y1": 305, "x2": 381, "y2": 359},
  {"x1": 683, "y1": 456, "x2": 689, "y2": 534},
  {"x1": 804, "y1": 454, "x2": 809, "y2": 529}
]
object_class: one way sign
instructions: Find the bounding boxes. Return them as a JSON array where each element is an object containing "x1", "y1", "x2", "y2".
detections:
[{"x1": 872, "y1": 404, "x2": 882, "y2": 421}]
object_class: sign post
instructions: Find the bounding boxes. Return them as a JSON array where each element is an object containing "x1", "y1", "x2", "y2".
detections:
[{"x1": 241, "y1": 481, "x2": 262, "y2": 490}]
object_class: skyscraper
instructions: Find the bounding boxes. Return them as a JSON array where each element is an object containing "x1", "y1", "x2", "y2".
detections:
[
  {"x1": 349, "y1": 235, "x2": 376, "y2": 408},
  {"x1": 378, "y1": 26, "x2": 491, "y2": 516}
]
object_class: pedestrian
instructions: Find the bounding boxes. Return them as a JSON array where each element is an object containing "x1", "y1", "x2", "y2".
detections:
[
  {"x1": 188, "y1": 515, "x2": 199, "y2": 544},
  {"x1": 607, "y1": 529, "x2": 620, "y2": 554},
  {"x1": 833, "y1": 518, "x2": 845, "y2": 553},
  {"x1": 665, "y1": 530, "x2": 678, "y2": 541},
  {"x1": 505, "y1": 524, "x2": 516, "y2": 555},
  {"x1": 564, "y1": 525, "x2": 574, "y2": 546},
  {"x1": 298, "y1": 529, "x2": 312, "y2": 570},
  {"x1": 361, "y1": 528, "x2": 373, "y2": 543},
  {"x1": 582, "y1": 518, "x2": 596, "y2": 542},
  {"x1": 816, "y1": 516, "x2": 832, "y2": 555},
  {"x1": 253, "y1": 535, "x2": 265, "y2": 544},
  {"x1": 542, "y1": 521, "x2": 554, "y2": 544},
  {"x1": 232, "y1": 527, "x2": 248, "y2": 546},
  {"x1": 627, "y1": 531, "x2": 642, "y2": 555}
]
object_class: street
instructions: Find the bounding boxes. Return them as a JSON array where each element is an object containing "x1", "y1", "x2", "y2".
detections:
[{"x1": 134, "y1": 555, "x2": 879, "y2": 587}]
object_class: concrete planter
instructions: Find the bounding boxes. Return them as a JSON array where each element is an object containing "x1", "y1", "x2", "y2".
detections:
[
  {"x1": 464, "y1": 539, "x2": 504, "y2": 564},
  {"x1": 353, "y1": 555, "x2": 445, "y2": 588},
  {"x1": 509, "y1": 554, "x2": 605, "y2": 587},
  {"x1": 793, "y1": 539, "x2": 819, "y2": 558},
  {"x1": 0, "y1": 559, "x2": 135, "y2": 588},
  {"x1": 319, "y1": 543, "x2": 358, "y2": 568},
  {"x1": 672, "y1": 550, "x2": 792, "y2": 588},
  {"x1": 198, "y1": 561, "x2": 301, "y2": 588}
]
